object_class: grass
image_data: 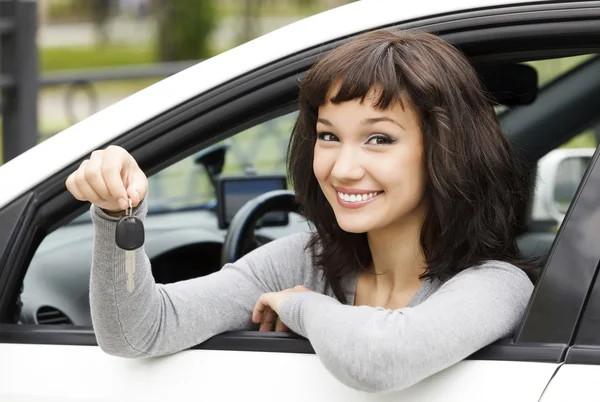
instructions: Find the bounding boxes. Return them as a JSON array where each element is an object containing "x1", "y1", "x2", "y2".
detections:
[
  {"x1": 562, "y1": 131, "x2": 597, "y2": 148},
  {"x1": 526, "y1": 54, "x2": 595, "y2": 87},
  {"x1": 41, "y1": 44, "x2": 157, "y2": 72}
]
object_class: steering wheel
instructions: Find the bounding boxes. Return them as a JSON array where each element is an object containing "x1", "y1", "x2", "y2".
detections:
[{"x1": 220, "y1": 190, "x2": 299, "y2": 265}]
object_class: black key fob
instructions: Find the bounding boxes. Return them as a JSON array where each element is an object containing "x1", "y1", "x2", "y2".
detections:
[{"x1": 115, "y1": 216, "x2": 145, "y2": 251}]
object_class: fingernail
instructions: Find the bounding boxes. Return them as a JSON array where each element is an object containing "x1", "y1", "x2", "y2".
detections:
[
  {"x1": 128, "y1": 188, "x2": 139, "y2": 204},
  {"x1": 118, "y1": 198, "x2": 127, "y2": 210}
]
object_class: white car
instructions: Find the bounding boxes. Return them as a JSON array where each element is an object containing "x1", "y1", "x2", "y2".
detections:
[{"x1": 2, "y1": 1, "x2": 600, "y2": 401}]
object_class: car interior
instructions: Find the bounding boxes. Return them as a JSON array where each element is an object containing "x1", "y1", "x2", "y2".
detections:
[{"x1": 4, "y1": 24, "x2": 600, "y2": 335}]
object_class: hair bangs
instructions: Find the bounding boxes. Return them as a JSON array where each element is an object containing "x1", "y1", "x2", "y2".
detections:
[{"x1": 301, "y1": 40, "x2": 406, "y2": 111}]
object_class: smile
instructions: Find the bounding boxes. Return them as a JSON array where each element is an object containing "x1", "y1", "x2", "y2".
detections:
[{"x1": 336, "y1": 190, "x2": 383, "y2": 208}]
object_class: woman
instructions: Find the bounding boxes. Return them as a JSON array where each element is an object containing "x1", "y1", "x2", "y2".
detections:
[{"x1": 65, "y1": 29, "x2": 535, "y2": 393}]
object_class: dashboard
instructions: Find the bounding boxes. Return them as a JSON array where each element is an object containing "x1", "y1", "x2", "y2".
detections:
[
  {"x1": 18, "y1": 199, "x2": 555, "y2": 327},
  {"x1": 19, "y1": 209, "x2": 311, "y2": 326}
]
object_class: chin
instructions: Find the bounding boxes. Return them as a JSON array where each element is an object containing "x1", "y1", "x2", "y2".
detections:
[{"x1": 335, "y1": 217, "x2": 376, "y2": 234}]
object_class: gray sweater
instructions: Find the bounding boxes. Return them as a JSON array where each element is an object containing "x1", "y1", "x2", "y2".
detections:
[{"x1": 90, "y1": 199, "x2": 533, "y2": 393}]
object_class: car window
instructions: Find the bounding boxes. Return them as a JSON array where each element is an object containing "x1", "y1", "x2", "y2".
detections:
[
  {"x1": 21, "y1": 111, "x2": 299, "y2": 326},
  {"x1": 525, "y1": 55, "x2": 598, "y2": 226},
  {"x1": 147, "y1": 111, "x2": 298, "y2": 213},
  {"x1": 495, "y1": 55, "x2": 599, "y2": 262}
]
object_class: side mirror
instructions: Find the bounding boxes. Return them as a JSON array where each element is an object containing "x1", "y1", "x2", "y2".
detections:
[
  {"x1": 532, "y1": 148, "x2": 595, "y2": 226},
  {"x1": 552, "y1": 156, "x2": 592, "y2": 214}
]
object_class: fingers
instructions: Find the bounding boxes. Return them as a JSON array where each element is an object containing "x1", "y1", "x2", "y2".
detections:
[
  {"x1": 127, "y1": 168, "x2": 148, "y2": 208},
  {"x1": 252, "y1": 293, "x2": 268, "y2": 324},
  {"x1": 275, "y1": 318, "x2": 289, "y2": 332},
  {"x1": 252, "y1": 294, "x2": 290, "y2": 332},
  {"x1": 100, "y1": 147, "x2": 129, "y2": 208},
  {"x1": 74, "y1": 160, "x2": 102, "y2": 204},
  {"x1": 84, "y1": 150, "x2": 113, "y2": 202},
  {"x1": 253, "y1": 294, "x2": 277, "y2": 331},
  {"x1": 65, "y1": 145, "x2": 147, "y2": 211},
  {"x1": 260, "y1": 306, "x2": 279, "y2": 332}
]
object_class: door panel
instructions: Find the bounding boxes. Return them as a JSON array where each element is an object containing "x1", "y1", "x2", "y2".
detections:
[
  {"x1": 0, "y1": 343, "x2": 557, "y2": 401},
  {"x1": 539, "y1": 365, "x2": 600, "y2": 402}
]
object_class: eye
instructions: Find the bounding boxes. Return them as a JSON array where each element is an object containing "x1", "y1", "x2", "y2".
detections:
[
  {"x1": 366, "y1": 134, "x2": 395, "y2": 145},
  {"x1": 317, "y1": 132, "x2": 339, "y2": 142}
]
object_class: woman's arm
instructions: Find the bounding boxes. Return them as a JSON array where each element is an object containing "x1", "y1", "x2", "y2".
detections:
[
  {"x1": 278, "y1": 262, "x2": 533, "y2": 393},
  {"x1": 90, "y1": 198, "x2": 312, "y2": 358}
]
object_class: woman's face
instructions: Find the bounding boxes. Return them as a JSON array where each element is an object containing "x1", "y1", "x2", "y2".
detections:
[{"x1": 313, "y1": 91, "x2": 427, "y2": 234}]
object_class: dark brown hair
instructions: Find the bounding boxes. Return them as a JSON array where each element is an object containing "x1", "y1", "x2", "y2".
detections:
[{"x1": 287, "y1": 29, "x2": 536, "y2": 303}]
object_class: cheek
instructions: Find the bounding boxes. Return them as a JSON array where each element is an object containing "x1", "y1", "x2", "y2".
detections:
[
  {"x1": 378, "y1": 150, "x2": 426, "y2": 190},
  {"x1": 312, "y1": 147, "x2": 330, "y2": 183}
]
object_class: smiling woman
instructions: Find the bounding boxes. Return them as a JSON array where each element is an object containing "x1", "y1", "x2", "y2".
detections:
[
  {"x1": 289, "y1": 29, "x2": 537, "y2": 304},
  {"x1": 65, "y1": 27, "x2": 534, "y2": 393}
]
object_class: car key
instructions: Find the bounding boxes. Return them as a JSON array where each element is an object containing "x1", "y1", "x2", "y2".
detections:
[{"x1": 115, "y1": 199, "x2": 145, "y2": 292}]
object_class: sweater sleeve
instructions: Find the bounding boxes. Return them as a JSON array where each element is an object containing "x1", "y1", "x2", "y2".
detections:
[
  {"x1": 89, "y1": 198, "x2": 312, "y2": 358},
  {"x1": 278, "y1": 262, "x2": 534, "y2": 393}
]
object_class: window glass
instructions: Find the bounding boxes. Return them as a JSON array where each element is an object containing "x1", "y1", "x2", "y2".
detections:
[
  {"x1": 146, "y1": 111, "x2": 297, "y2": 212},
  {"x1": 525, "y1": 54, "x2": 598, "y2": 150}
]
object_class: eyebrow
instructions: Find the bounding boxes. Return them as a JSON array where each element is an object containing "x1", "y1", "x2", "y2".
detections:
[{"x1": 317, "y1": 117, "x2": 405, "y2": 130}]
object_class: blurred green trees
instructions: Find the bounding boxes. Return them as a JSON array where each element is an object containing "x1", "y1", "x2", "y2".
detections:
[{"x1": 152, "y1": 0, "x2": 218, "y2": 61}]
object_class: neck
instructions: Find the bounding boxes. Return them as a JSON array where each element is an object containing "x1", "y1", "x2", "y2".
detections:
[{"x1": 366, "y1": 202, "x2": 428, "y2": 289}]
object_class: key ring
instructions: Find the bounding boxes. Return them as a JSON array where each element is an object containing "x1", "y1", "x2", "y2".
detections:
[{"x1": 128, "y1": 199, "x2": 133, "y2": 217}]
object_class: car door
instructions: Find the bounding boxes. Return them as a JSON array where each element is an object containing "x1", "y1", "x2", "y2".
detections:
[
  {"x1": 535, "y1": 147, "x2": 600, "y2": 402},
  {"x1": 2, "y1": 2, "x2": 600, "y2": 401}
]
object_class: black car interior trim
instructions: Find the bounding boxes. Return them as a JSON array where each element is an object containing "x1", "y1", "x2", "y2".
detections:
[
  {"x1": 565, "y1": 345, "x2": 600, "y2": 365},
  {"x1": 0, "y1": 324, "x2": 569, "y2": 363},
  {"x1": 518, "y1": 146, "x2": 600, "y2": 344},
  {"x1": 569, "y1": 260, "x2": 600, "y2": 347},
  {"x1": 0, "y1": 192, "x2": 37, "y2": 323},
  {"x1": 500, "y1": 55, "x2": 600, "y2": 163}
]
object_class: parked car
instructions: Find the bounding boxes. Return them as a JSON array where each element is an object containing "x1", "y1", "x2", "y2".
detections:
[{"x1": 2, "y1": 1, "x2": 600, "y2": 401}]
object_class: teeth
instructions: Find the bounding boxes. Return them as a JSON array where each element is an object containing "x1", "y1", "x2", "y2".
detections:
[{"x1": 338, "y1": 191, "x2": 381, "y2": 203}]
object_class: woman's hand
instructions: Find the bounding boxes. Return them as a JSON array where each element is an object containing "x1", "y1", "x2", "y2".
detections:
[
  {"x1": 65, "y1": 145, "x2": 148, "y2": 213},
  {"x1": 252, "y1": 286, "x2": 311, "y2": 332}
]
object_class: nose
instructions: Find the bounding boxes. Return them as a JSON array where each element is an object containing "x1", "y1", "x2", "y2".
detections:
[{"x1": 331, "y1": 145, "x2": 364, "y2": 182}]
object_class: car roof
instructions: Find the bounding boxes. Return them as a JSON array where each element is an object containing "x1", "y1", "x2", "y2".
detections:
[{"x1": 0, "y1": 0, "x2": 545, "y2": 209}]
